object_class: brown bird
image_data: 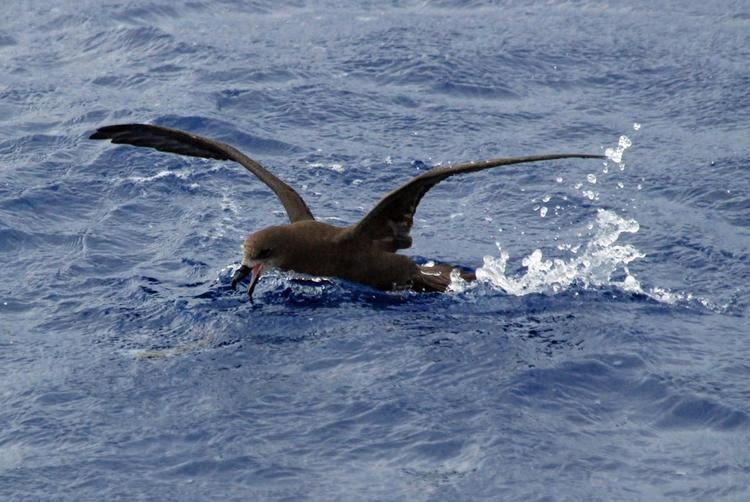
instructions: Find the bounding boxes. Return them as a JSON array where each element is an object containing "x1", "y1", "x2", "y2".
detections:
[{"x1": 90, "y1": 124, "x2": 604, "y2": 298}]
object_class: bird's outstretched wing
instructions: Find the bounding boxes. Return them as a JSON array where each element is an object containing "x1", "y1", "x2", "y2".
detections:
[
  {"x1": 90, "y1": 124, "x2": 315, "y2": 223},
  {"x1": 351, "y1": 153, "x2": 605, "y2": 252}
]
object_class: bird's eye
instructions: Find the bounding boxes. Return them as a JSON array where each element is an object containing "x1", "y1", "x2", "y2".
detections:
[{"x1": 256, "y1": 248, "x2": 272, "y2": 260}]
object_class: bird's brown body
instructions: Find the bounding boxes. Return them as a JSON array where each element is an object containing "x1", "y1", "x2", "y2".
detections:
[
  {"x1": 90, "y1": 123, "x2": 603, "y2": 299},
  {"x1": 243, "y1": 220, "x2": 469, "y2": 292}
]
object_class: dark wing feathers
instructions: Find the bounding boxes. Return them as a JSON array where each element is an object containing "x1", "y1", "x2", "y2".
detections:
[
  {"x1": 352, "y1": 153, "x2": 605, "y2": 252},
  {"x1": 90, "y1": 124, "x2": 314, "y2": 223},
  {"x1": 91, "y1": 124, "x2": 604, "y2": 251}
]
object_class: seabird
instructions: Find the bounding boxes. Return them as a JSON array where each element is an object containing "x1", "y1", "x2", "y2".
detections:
[{"x1": 90, "y1": 124, "x2": 604, "y2": 298}]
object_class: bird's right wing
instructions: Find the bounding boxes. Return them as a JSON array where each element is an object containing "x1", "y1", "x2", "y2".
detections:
[{"x1": 90, "y1": 124, "x2": 315, "y2": 223}]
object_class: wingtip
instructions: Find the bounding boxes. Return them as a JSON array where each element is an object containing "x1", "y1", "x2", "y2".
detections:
[
  {"x1": 89, "y1": 130, "x2": 108, "y2": 140},
  {"x1": 89, "y1": 124, "x2": 144, "y2": 141},
  {"x1": 567, "y1": 153, "x2": 607, "y2": 160},
  {"x1": 573, "y1": 154, "x2": 607, "y2": 160},
  {"x1": 89, "y1": 124, "x2": 124, "y2": 141}
]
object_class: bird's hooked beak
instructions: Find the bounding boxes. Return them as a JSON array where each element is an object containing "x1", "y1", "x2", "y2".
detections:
[{"x1": 231, "y1": 263, "x2": 264, "y2": 299}]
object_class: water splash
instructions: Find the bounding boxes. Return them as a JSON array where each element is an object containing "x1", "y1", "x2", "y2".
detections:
[
  {"x1": 467, "y1": 129, "x2": 651, "y2": 299},
  {"x1": 605, "y1": 135, "x2": 632, "y2": 164},
  {"x1": 474, "y1": 209, "x2": 643, "y2": 295},
  {"x1": 457, "y1": 209, "x2": 724, "y2": 312},
  {"x1": 447, "y1": 268, "x2": 470, "y2": 293}
]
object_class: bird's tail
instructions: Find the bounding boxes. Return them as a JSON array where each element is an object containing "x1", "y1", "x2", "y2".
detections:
[{"x1": 413, "y1": 263, "x2": 476, "y2": 292}]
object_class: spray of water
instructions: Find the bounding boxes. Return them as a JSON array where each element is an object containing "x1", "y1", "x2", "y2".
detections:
[
  {"x1": 473, "y1": 209, "x2": 643, "y2": 295},
  {"x1": 448, "y1": 126, "x2": 727, "y2": 312}
]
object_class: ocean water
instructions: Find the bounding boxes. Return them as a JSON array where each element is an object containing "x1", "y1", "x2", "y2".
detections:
[{"x1": 1, "y1": 1, "x2": 749, "y2": 499}]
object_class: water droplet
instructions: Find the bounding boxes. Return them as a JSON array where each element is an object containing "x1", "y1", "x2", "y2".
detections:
[
  {"x1": 587, "y1": 174, "x2": 597, "y2": 184},
  {"x1": 540, "y1": 207, "x2": 548, "y2": 218},
  {"x1": 582, "y1": 190, "x2": 598, "y2": 200},
  {"x1": 633, "y1": 122, "x2": 641, "y2": 131},
  {"x1": 605, "y1": 135, "x2": 632, "y2": 164}
]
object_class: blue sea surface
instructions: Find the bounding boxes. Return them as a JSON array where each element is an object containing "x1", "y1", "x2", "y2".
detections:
[{"x1": 1, "y1": 1, "x2": 749, "y2": 499}]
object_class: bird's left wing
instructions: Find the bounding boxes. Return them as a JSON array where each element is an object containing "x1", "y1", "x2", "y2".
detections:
[{"x1": 350, "y1": 153, "x2": 605, "y2": 252}]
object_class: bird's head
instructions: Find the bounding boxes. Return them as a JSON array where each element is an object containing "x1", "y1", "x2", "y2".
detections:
[{"x1": 231, "y1": 226, "x2": 289, "y2": 299}]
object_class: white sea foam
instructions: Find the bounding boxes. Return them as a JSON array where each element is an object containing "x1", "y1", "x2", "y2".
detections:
[
  {"x1": 124, "y1": 168, "x2": 193, "y2": 183},
  {"x1": 211, "y1": 191, "x2": 239, "y2": 239},
  {"x1": 308, "y1": 162, "x2": 345, "y2": 173},
  {"x1": 615, "y1": 275, "x2": 728, "y2": 312}
]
